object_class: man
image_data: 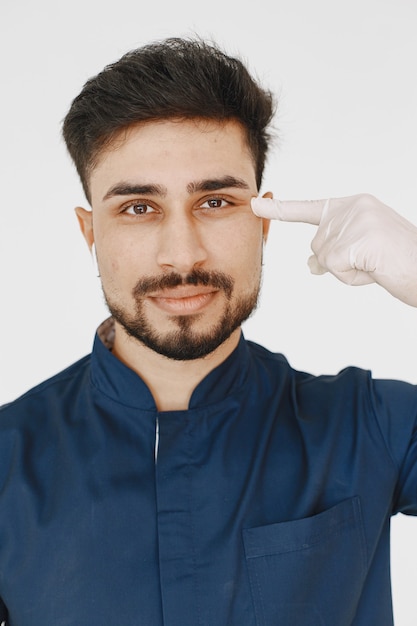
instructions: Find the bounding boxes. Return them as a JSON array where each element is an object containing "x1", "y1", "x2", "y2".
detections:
[{"x1": 0, "y1": 37, "x2": 416, "y2": 626}]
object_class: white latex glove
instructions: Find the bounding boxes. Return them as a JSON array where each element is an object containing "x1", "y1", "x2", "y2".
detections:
[{"x1": 251, "y1": 193, "x2": 417, "y2": 307}]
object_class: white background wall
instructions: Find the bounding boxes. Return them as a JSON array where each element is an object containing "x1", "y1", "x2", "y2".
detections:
[{"x1": 0, "y1": 0, "x2": 416, "y2": 622}]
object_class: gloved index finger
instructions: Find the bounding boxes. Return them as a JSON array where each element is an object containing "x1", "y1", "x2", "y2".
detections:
[{"x1": 251, "y1": 197, "x2": 328, "y2": 225}]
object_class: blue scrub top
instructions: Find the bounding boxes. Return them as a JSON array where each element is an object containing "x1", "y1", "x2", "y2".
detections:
[{"x1": 1, "y1": 322, "x2": 417, "y2": 625}]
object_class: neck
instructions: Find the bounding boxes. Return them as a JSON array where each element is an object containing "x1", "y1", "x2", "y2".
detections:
[{"x1": 111, "y1": 323, "x2": 241, "y2": 411}]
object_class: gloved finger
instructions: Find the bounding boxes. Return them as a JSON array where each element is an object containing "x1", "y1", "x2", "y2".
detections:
[
  {"x1": 331, "y1": 269, "x2": 375, "y2": 286},
  {"x1": 307, "y1": 254, "x2": 327, "y2": 275},
  {"x1": 308, "y1": 254, "x2": 375, "y2": 286},
  {"x1": 251, "y1": 197, "x2": 328, "y2": 225}
]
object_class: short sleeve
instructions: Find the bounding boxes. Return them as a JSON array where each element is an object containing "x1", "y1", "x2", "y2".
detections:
[{"x1": 370, "y1": 378, "x2": 417, "y2": 515}]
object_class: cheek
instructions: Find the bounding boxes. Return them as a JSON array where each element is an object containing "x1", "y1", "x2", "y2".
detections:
[
  {"x1": 236, "y1": 218, "x2": 264, "y2": 258},
  {"x1": 98, "y1": 234, "x2": 142, "y2": 276},
  {"x1": 95, "y1": 238, "x2": 134, "y2": 292},
  {"x1": 97, "y1": 242, "x2": 121, "y2": 276},
  {"x1": 212, "y1": 222, "x2": 263, "y2": 281},
  {"x1": 109, "y1": 256, "x2": 121, "y2": 273}
]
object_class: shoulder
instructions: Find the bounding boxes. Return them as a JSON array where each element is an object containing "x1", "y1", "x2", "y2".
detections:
[
  {"x1": 0, "y1": 353, "x2": 92, "y2": 424},
  {"x1": 245, "y1": 338, "x2": 417, "y2": 415},
  {"x1": 0, "y1": 354, "x2": 94, "y2": 497},
  {"x1": 245, "y1": 338, "x2": 371, "y2": 390}
]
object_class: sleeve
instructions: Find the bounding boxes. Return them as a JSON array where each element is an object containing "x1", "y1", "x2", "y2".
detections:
[{"x1": 369, "y1": 377, "x2": 417, "y2": 515}]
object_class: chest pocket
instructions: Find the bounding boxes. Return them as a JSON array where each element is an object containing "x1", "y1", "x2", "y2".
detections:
[{"x1": 242, "y1": 497, "x2": 367, "y2": 626}]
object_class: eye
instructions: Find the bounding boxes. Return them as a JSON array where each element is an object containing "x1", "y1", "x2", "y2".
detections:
[
  {"x1": 122, "y1": 201, "x2": 156, "y2": 216},
  {"x1": 200, "y1": 197, "x2": 230, "y2": 210}
]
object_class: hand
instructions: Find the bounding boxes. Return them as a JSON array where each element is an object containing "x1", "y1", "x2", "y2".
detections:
[{"x1": 251, "y1": 193, "x2": 417, "y2": 307}]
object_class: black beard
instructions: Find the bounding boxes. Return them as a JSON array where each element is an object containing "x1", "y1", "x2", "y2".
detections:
[{"x1": 104, "y1": 268, "x2": 260, "y2": 361}]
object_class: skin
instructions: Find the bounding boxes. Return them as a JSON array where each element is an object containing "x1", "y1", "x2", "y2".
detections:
[{"x1": 76, "y1": 118, "x2": 271, "y2": 410}]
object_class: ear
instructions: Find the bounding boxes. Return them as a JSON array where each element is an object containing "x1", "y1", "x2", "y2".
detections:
[
  {"x1": 261, "y1": 191, "x2": 273, "y2": 242},
  {"x1": 75, "y1": 206, "x2": 94, "y2": 251}
]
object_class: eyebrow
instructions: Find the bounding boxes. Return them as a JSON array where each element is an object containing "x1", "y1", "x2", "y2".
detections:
[
  {"x1": 186, "y1": 176, "x2": 250, "y2": 194},
  {"x1": 103, "y1": 183, "x2": 166, "y2": 201},
  {"x1": 102, "y1": 176, "x2": 250, "y2": 202}
]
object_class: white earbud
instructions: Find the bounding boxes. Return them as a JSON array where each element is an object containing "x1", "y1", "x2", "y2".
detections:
[{"x1": 91, "y1": 243, "x2": 100, "y2": 277}]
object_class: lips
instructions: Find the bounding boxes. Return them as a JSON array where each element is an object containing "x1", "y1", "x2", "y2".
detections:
[{"x1": 148, "y1": 287, "x2": 219, "y2": 314}]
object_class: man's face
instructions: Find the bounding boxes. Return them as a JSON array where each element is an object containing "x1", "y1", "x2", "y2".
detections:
[{"x1": 80, "y1": 118, "x2": 270, "y2": 360}]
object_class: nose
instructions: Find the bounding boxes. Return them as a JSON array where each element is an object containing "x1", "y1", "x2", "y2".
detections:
[{"x1": 156, "y1": 212, "x2": 208, "y2": 274}]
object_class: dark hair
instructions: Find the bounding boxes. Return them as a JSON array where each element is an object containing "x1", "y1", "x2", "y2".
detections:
[{"x1": 62, "y1": 37, "x2": 276, "y2": 202}]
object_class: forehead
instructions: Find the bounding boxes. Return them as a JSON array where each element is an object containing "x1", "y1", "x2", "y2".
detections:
[{"x1": 89, "y1": 118, "x2": 256, "y2": 201}]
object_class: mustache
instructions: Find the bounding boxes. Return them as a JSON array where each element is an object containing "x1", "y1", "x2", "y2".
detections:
[{"x1": 133, "y1": 269, "x2": 234, "y2": 299}]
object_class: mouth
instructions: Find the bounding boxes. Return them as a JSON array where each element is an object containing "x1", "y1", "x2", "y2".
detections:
[{"x1": 148, "y1": 287, "x2": 219, "y2": 314}]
